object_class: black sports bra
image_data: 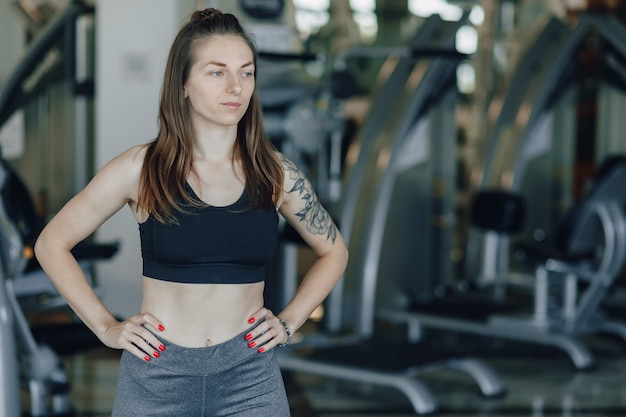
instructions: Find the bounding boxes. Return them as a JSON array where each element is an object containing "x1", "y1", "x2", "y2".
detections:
[{"x1": 139, "y1": 186, "x2": 279, "y2": 284}]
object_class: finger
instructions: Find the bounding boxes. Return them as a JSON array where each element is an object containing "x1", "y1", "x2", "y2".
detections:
[
  {"x1": 245, "y1": 321, "x2": 271, "y2": 347},
  {"x1": 127, "y1": 330, "x2": 163, "y2": 359},
  {"x1": 126, "y1": 342, "x2": 157, "y2": 362},
  {"x1": 136, "y1": 325, "x2": 166, "y2": 355},
  {"x1": 244, "y1": 307, "x2": 274, "y2": 342},
  {"x1": 128, "y1": 314, "x2": 166, "y2": 353},
  {"x1": 256, "y1": 337, "x2": 278, "y2": 354},
  {"x1": 247, "y1": 317, "x2": 286, "y2": 353},
  {"x1": 140, "y1": 313, "x2": 166, "y2": 333},
  {"x1": 247, "y1": 307, "x2": 271, "y2": 325},
  {"x1": 117, "y1": 318, "x2": 165, "y2": 357}
]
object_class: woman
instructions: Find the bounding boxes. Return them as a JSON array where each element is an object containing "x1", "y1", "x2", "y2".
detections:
[{"x1": 34, "y1": 8, "x2": 348, "y2": 417}]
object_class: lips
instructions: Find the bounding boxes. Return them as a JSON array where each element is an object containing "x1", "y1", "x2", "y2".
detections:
[{"x1": 222, "y1": 102, "x2": 241, "y2": 109}]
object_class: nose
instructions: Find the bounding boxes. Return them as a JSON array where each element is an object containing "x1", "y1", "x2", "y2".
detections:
[{"x1": 228, "y1": 76, "x2": 243, "y2": 94}]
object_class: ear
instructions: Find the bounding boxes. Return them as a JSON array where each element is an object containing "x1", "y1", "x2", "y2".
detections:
[{"x1": 183, "y1": 86, "x2": 188, "y2": 99}]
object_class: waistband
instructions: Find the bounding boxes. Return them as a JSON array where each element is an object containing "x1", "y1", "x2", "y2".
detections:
[{"x1": 146, "y1": 324, "x2": 264, "y2": 376}]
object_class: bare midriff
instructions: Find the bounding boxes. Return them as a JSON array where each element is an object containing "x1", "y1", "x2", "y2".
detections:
[{"x1": 140, "y1": 276, "x2": 264, "y2": 347}]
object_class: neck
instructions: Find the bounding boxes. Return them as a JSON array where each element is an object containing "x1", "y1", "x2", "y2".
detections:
[{"x1": 192, "y1": 127, "x2": 238, "y2": 163}]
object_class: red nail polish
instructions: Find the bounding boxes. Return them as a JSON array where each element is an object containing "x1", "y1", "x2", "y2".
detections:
[
  {"x1": 248, "y1": 317, "x2": 255, "y2": 324},
  {"x1": 158, "y1": 324, "x2": 165, "y2": 332},
  {"x1": 258, "y1": 347, "x2": 265, "y2": 353},
  {"x1": 248, "y1": 341, "x2": 256, "y2": 348},
  {"x1": 153, "y1": 351, "x2": 160, "y2": 358},
  {"x1": 158, "y1": 344, "x2": 166, "y2": 352},
  {"x1": 144, "y1": 355, "x2": 151, "y2": 362},
  {"x1": 245, "y1": 333, "x2": 253, "y2": 341}
]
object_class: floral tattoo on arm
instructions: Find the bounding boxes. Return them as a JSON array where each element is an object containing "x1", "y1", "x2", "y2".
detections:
[{"x1": 282, "y1": 156, "x2": 337, "y2": 243}]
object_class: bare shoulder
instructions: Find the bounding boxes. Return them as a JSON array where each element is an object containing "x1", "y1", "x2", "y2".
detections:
[
  {"x1": 276, "y1": 151, "x2": 293, "y2": 170},
  {"x1": 86, "y1": 144, "x2": 149, "y2": 203},
  {"x1": 276, "y1": 151, "x2": 305, "y2": 200},
  {"x1": 109, "y1": 144, "x2": 148, "y2": 171},
  {"x1": 277, "y1": 152, "x2": 338, "y2": 244}
]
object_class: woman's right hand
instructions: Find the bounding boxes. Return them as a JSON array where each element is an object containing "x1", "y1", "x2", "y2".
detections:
[{"x1": 102, "y1": 313, "x2": 166, "y2": 362}]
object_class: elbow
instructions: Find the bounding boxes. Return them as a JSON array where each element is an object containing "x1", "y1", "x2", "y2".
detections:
[
  {"x1": 33, "y1": 232, "x2": 47, "y2": 263},
  {"x1": 33, "y1": 229, "x2": 57, "y2": 265},
  {"x1": 338, "y1": 241, "x2": 349, "y2": 271}
]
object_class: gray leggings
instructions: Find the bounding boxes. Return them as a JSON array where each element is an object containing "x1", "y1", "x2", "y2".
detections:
[{"x1": 111, "y1": 327, "x2": 290, "y2": 417}]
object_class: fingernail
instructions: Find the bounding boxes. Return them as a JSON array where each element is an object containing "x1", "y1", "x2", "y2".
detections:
[
  {"x1": 245, "y1": 333, "x2": 253, "y2": 341},
  {"x1": 248, "y1": 341, "x2": 256, "y2": 348},
  {"x1": 248, "y1": 317, "x2": 255, "y2": 324},
  {"x1": 158, "y1": 344, "x2": 166, "y2": 352},
  {"x1": 258, "y1": 347, "x2": 265, "y2": 353},
  {"x1": 144, "y1": 355, "x2": 151, "y2": 362},
  {"x1": 158, "y1": 324, "x2": 165, "y2": 332},
  {"x1": 153, "y1": 351, "x2": 160, "y2": 358}
]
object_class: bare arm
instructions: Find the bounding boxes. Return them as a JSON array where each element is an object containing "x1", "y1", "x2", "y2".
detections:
[
  {"x1": 247, "y1": 153, "x2": 348, "y2": 350},
  {"x1": 34, "y1": 145, "x2": 164, "y2": 361}
]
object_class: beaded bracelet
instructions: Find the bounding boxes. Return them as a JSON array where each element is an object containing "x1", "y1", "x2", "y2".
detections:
[{"x1": 276, "y1": 316, "x2": 292, "y2": 347}]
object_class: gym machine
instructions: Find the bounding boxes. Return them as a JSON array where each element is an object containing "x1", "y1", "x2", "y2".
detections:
[
  {"x1": 0, "y1": 156, "x2": 22, "y2": 417},
  {"x1": 276, "y1": 15, "x2": 506, "y2": 415},
  {"x1": 0, "y1": 2, "x2": 119, "y2": 415},
  {"x1": 374, "y1": 13, "x2": 626, "y2": 370},
  {"x1": 0, "y1": 0, "x2": 96, "y2": 201},
  {"x1": 0, "y1": 154, "x2": 118, "y2": 417}
]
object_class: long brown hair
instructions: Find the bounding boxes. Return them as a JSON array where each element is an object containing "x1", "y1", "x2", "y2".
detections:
[{"x1": 138, "y1": 8, "x2": 283, "y2": 223}]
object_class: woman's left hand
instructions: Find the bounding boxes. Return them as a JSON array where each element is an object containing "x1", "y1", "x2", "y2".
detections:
[{"x1": 244, "y1": 307, "x2": 290, "y2": 353}]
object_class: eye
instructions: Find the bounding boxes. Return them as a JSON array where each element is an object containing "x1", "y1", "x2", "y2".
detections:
[
  {"x1": 210, "y1": 70, "x2": 224, "y2": 77},
  {"x1": 242, "y1": 71, "x2": 254, "y2": 78}
]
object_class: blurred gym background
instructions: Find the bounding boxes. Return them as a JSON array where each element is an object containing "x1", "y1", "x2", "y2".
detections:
[{"x1": 1, "y1": 0, "x2": 626, "y2": 416}]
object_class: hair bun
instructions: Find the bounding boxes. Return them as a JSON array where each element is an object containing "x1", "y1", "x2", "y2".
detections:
[{"x1": 192, "y1": 8, "x2": 222, "y2": 22}]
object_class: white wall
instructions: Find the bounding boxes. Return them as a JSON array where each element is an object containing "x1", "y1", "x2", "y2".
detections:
[{"x1": 94, "y1": 0, "x2": 195, "y2": 318}]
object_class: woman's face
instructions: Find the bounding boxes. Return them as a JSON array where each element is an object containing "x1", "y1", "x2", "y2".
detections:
[{"x1": 183, "y1": 34, "x2": 255, "y2": 131}]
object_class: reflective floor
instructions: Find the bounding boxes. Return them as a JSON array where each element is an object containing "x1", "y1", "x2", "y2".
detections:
[{"x1": 24, "y1": 328, "x2": 626, "y2": 417}]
